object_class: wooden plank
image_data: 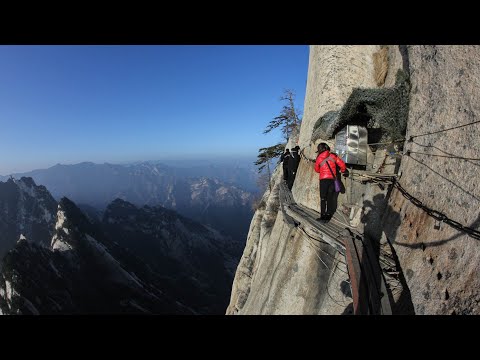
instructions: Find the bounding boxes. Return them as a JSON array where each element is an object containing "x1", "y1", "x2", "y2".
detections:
[
  {"x1": 279, "y1": 182, "x2": 295, "y2": 205},
  {"x1": 281, "y1": 203, "x2": 297, "y2": 228},
  {"x1": 278, "y1": 183, "x2": 297, "y2": 228},
  {"x1": 342, "y1": 231, "x2": 369, "y2": 315},
  {"x1": 360, "y1": 237, "x2": 393, "y2": 315},
  {"x1": 292, "y1": 205, "x2": 346, "y2": 243},
  {"x1": 284, "y1": 205, "x2": 346, "y2": 254},
  {"x1": 279, "y1": 177, "x2": 393, "y2": 315},
  {"x1": 353, "y1": 235, "x2": 382, "y2": 314},
  {"x1": 345, "y1": 232, "x2": 392, "y2": 315}
]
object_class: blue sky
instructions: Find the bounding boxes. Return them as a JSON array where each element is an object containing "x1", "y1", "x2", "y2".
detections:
[{"x1": 0, "y1": 45, "x2": 309, "y2": 175}]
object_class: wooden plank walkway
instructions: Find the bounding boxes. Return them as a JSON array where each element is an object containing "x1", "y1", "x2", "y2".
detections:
[{"x1": 278, "y1": 180, "x2": 393, "y2": 315}]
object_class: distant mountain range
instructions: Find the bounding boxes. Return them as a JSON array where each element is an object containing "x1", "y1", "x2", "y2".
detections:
[
  {"x1": 0, "y1": 160, "x2": 258, "y2": 244},
  {"x1": 0, "y1": 177, "x2": 236, "y2": 314}
]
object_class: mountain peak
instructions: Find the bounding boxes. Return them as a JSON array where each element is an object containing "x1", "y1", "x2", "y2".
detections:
[
  {"x1": 109, "y1": 198, "x2": 134, "y2": 208},
  {"x1": 58, "y1": 196, "x2": 78, "y2": 211},
  {"x1": 51, "y1": 197, "x2": 95, "y2": 252},
  {"x1": 0, "y1": 175, "x2": 57, "y2": 259},
  {"x1": 17, "y1": 234, "x2": 28, "y2": 244},
  {"x1": 18, "y1": 177, "x2": 36, "y2": 187},
  {"x1": 58, "y1": 197, "x2": 95, "y2": 231}
]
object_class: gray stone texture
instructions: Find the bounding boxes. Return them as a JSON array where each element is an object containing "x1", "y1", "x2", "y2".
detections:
[
  {"x1": 386, "y1": 45, "x2": 480, "y2": 314},
  {"x1": 228, "y1": 45, "x2": 480, "y2": 315}
]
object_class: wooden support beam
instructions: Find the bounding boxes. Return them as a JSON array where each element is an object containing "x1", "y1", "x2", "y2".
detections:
[{"x1": 278, "y1": 178, "x2": 394, "y2": 315}]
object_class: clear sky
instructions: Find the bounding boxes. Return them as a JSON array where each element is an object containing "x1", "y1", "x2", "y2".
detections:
[{"x1": 0, "y1": 45, "x2": 309, "y2": 175}]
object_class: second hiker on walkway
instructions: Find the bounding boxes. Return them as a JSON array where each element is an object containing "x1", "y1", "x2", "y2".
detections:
[
  {"x1": 287, "y1": 146, "x2": 300, "y2": 190},
  {"x1": 314, "y1": 143, "x2": 347, "y2": 222},
  {"x1": 280, "y1": 149, "x2": 291, "y2": 182}
]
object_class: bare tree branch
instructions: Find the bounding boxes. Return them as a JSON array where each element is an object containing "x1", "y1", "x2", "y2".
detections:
[{"x1": 263, "y1": 89, "x2": 302, "y2": 141}]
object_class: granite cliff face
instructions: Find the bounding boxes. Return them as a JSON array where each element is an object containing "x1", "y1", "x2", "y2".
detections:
[
  {"x1": 0, "y1": 177, "x2": 57, "y2": 259},
  {"x1": 228, "y1": 45, "x2": 480, "y2": 315},
  {"x1": 384, "y1": 46, "x2": 480, "y2": 315}
]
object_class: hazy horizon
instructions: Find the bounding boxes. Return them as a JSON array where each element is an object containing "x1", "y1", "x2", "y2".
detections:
[
  {"x1": 0, "y1": 45, "x2": 308, "y2": 175},
  {"x1": 0, "y1": 154, "x2": 261, "y2": 176}
]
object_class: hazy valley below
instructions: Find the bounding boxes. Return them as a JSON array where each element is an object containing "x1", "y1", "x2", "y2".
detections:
[{"x1": 0, "y1": 159, "x2": 259, "y2": 314}]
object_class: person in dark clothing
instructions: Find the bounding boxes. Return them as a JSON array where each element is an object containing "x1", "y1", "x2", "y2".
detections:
[
  {"x1": 287, "y1": 146, "x2": 300, "y2": 190},
  {"x1": 280, "y1": 149, "x2": 290, "y2": 182},
  {"x1": 314, "y1": 143, "x2": 347, "y2": 222}
]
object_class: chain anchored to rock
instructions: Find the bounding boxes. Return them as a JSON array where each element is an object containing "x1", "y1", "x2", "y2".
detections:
[
  {"x1": 299, "y1": 148, "x2": 316, "y2": 163},
  {"x1": 393, "y1": 181, "x2": 480, "y2": 240}
]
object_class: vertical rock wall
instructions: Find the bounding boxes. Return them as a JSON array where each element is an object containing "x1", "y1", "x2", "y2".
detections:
[
  {"x1": 228, "y1": 45, "x2": 480, "y2": 315},
  {"x1": 385, "y1": 45, "x2": 480, "y2": 315},
  {"x1": 227, "y1": 46, "x2": 380, "y2": 314}
]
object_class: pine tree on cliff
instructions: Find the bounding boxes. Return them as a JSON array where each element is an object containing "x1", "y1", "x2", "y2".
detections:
[
  {"x1": 263, "y1": 89, "x2": 302, "y2": 140},
  {"x1": 254, "y1": 89, "x2": 303, "y2": 190},
  {"x1": 254, "y1": 144, "x2": 285, "y2": 191}
]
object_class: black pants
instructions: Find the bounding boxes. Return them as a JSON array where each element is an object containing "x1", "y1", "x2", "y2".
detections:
[
  {"x1": 288, "y1": 169, "x2": 296, "y2": 190},
  {"x1": 283, "y1": 166, "x2": 289, "y2": 181},
  {"x1": 320, "y1": 179, "x2": 335, "y2": 216}
]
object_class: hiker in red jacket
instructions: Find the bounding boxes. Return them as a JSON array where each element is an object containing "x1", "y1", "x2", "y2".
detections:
[{"x1": 314, "y1": 143, "x2": 348, "y2": 222}]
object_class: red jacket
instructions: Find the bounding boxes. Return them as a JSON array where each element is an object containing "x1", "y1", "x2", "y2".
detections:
[{"x1": 314, "y1": 151, "x2": 347, "y2": 180}]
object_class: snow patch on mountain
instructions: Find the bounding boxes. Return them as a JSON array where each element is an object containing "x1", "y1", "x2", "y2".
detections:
[
  {"x1": 55, "y1": 210, "x2": 66, "y2": 230},
  {"x1": 5, "y1": 280, "x2": 17, "y2": 301},
  {"x1": 51, "y1": 237, "x2": 72, "y2": 252},
  {"x1": 51, "y1": 209, "x2": 73, "y2": 251}
]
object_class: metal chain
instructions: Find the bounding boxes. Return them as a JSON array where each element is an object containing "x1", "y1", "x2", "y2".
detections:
[
  {"x1": 346, "y1": 172, "x2": 480, "y2": 239},
  {"x1": 393, "y1": 181, "x2": 480, "y2": 240},
  {"x1": 406, "y1": 151, "x2": 480, "y2": 161},
  {"x1": 409, "y1": 120, "x2": 480, "y2": 140},
  {"x1": 300, "y1": 146, "x2": 480, "y2": 239},
  {"x1": 299, "y1": 148, "x2": 316, "y2": 163}
]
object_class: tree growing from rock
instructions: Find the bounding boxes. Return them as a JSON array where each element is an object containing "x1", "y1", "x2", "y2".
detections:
[
  {"x1": 254, "y1": 89, "x2": 302, "y2": 191},
  {"x1": 263, "y1": 89, "x2": 302, "y2": 141},
  {"x1": 254, "y1": 143, "x2": 285, "y2": 191}
]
